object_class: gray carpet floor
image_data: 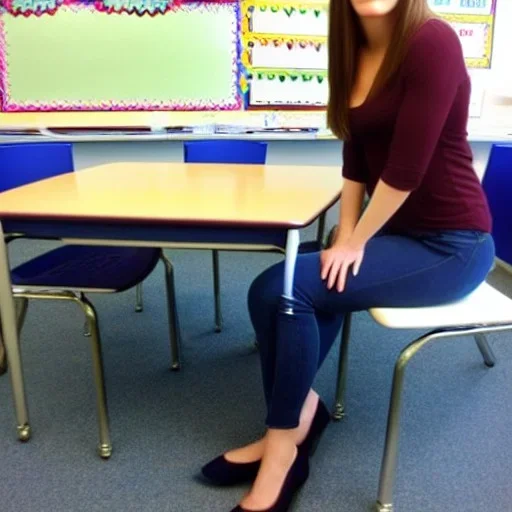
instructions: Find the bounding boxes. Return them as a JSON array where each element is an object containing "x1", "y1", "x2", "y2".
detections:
[{"x1": 1, "y1": 225, "x2": 512, "y2": 512}]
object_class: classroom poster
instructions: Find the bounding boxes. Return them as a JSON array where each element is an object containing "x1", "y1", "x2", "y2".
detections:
[
  {"x1": 241, "y1": 0, "x2": 497, "y2": 108},
  {"x1": 241, "y1": 0, "x2": 329, "y2": 107}
]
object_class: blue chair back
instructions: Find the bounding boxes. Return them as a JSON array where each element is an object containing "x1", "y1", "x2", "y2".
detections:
[
  {"x1": 183, "y1": 140, "x2": 267, "y2": 164},
  {"x1": 482, "y1": 144, "x2": 512, "y2": 265},
  {"x1": 0, "y1": 143, "x2": 74, "y2": 193}
]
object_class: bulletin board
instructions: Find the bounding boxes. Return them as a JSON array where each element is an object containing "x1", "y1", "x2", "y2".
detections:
[
  {"x1": 240, "y1": 0, "x2": 498, "y2": 109},
  {"x1": 0, "y1": 1, "x2": 241, "y2": 111}
]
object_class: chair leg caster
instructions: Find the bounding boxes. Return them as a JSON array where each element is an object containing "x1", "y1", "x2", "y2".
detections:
[
  {"x1": 214, "y1": 324, "x2": 222, "y2": 333},
  {"x1": 332, "y1": 403, "x2": 346, "y2": 421},
  {"x1": 135, "y1": 283, "x2": 144, "y2": 313},
  {"x1": 17, "y1": 424, "x2": 31, "y2": 442},
  {"x1": 375, "y1": 501, "x2": 393, "y2": 512},
  {"x1": 98, "y1": 443, "x2": 113, "y2": 459},
  {"x1": 485, "y1": 361, "x2": 495, "y2": 368},
  {"x1": 170, "y1": 362, "x2": 181, "y2": 372}
]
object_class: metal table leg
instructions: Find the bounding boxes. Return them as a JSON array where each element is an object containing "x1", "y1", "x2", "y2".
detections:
[
  {"x1": 0, "y1": 222, "x2": 30, "y2": 441},
  {"x1": 282, "y1": 229, "x2": 301, "y2": 301}
]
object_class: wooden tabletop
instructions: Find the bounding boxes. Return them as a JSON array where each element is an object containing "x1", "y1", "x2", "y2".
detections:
[{"x1": 0, "y1": 162, "x2": 342, "y2": 228}]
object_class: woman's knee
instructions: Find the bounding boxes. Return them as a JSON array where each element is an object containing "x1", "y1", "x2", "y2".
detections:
[
  {"x1": 248, "y1": 252, "x2": 324, "y2": 317},
  {"x1": 248, "y1": 262, "x2": 284, "y2": 315}
]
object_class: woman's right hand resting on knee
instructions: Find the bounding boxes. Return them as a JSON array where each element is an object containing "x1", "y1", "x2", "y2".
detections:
[
  {"x1": 321, "y1": 178, "x2": 366, "y2": 292},
  {"x1": 321, "y1": 178, "x2": 410, "y2": 292}
]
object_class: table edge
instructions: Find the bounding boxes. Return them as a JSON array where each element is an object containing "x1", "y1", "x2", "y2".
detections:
[{"x1": 0, "y1": 193, "x2": 341, "y2": 231}]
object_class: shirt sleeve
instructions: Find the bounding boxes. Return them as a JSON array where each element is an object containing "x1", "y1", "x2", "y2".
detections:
[
  {"x1": 381, "y1": 21, "x2": 467, "y2": 191},
  {"x1": 342, "y1": 138, "x2": 366, "y2": 183}
]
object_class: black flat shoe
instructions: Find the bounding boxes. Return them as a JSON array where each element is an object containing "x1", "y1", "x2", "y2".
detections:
[
  {"x1": 229, "y1": 447, "x2": 309, "y2": 512},
  {"x1": 298, "y1": 399, "x2": 331, "y2": 456},
  {"x1": 201, "y1": 455, "x2": 260, "y2": 486},
  {"x1": 201, "y1": 400, "x2": 329, "y2": 487}
]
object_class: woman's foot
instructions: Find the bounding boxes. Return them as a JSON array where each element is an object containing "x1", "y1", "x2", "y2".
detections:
[
  {"x1": 201, "y1": 439, "x2": 265, "y2": 486},
  {"x1": 236, "y1": 431, "x2": 309, "y2": 511},
  {"x1": 201, "y1": 389, "x2": 327, "y2": 486},
  {"x1": 225, "y1": 438, "x2": 266, "y2": 464},
  {"x1": 224, "y1": 389, "x2": 320, "y2": 463}
]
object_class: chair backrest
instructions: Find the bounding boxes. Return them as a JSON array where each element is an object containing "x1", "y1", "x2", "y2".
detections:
[
  {"x1": 183, "y1": 140, "x2": 267, "y2": 165},
  {"x1": 482, "y1": 143, "x2": 512, "y2": 265},
  {"x1": 0, "y1": 143, "x2": 74, "y2": 193}
]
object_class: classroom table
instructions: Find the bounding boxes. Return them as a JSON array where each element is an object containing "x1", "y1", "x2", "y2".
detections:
[{"x1": 0, "y1": 161, "x2": 342, "y2": 443}]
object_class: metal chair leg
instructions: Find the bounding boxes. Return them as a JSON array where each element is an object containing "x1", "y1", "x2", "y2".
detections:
[
  {"x1": 0, "y1": 333, "x2": 6, "y2": 376},
  {"x1": 376, "y1": 324, "x2": 512, "y2": 512},
  {"x1": 376, "y1": 333, "x2": 427, "y2": 512},
  {"x1": 474, "y1": 334, "x2": 496, "y2": 368},
  {"x1": 11, "y1": 289, "x2": 112, "y2": 458},
  {"x1": 212, "y1": 250, "x2": 223, "y2": 333},
  {"x1": 317, "y1": 212, "x2": 327, "y2": 246},
  {"x1": 77, "y1": 294, "x2": 112, "y2": 459},
  {"x1": 15, "y1": 297, "x2": 29, "y2": 334},
  {"x1": 161, "y1": 253, "x2": 181, "y2": 371},
  {"x1": 375, "y1": 325, "x2": 506, "y2": 512},
  {"x1": 333, "y1": 313, "x2": 353, "y2": 420},
  {"x1": 0, "y1": 297, "x2": 29, "y2": 376},
  {"x1": 135, "y1": 283, "x2": 143, "y2": 312}
]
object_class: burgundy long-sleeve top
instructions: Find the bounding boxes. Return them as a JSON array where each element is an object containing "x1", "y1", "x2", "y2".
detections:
[{"x1": 343, "y1": 18, "x2": 492, "y2": 233}]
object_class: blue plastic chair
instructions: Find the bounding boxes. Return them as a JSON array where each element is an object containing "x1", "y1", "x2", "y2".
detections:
[
  {"x1": 0, "y1": 143, "x2": 181, "y2": 458},
  {"x1": 482, "y1": 144, "x2": 512, "y2": 266},
  {"x1": 183, "y1": 139, "x2": 268, "y2": 165},
  {"x1": 183, "y1": 140, "x2": 267, "y2": 332}
]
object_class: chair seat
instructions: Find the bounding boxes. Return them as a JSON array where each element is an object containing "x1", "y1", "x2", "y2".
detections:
[
  {"x1": 12, "y1": 245, "x2": 161, "y2": 292},
  {"x1": 370, "y1": 282, "x2": 512, "y2": 329}
]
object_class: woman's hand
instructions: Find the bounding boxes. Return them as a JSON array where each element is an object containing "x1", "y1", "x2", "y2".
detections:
[{"x1": 320, "y1": 241, "x2": 365, "y2": 292}]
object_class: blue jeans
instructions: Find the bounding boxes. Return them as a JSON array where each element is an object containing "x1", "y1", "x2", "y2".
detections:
[{"x1": 248, "y1": 230, "x2": 495, "y2": 429}]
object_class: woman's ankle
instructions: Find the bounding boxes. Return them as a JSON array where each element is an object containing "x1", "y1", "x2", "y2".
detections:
[{"x1": 294, "y1": 390, "x2": 320, "y2": 445}]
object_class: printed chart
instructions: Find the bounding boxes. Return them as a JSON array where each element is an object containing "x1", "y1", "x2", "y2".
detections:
[
  {"x1": 241, "y1": 0, "x2": 329, "y2": 108},
  {"x1": 243, "y1": 0, "x2": 497, "y2": 108}
]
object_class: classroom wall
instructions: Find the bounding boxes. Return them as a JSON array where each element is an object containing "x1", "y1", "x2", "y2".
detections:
[{"x1": 72, "y1": 140, "x2": 493, "y2": 180}]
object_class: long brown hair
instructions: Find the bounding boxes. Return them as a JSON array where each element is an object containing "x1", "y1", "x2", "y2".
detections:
[{"x1": 327, "y1": 0, "x2": 433, "y2": 140}]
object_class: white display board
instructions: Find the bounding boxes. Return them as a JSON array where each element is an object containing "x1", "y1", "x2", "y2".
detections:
[{"x1": 243, "y1": 0, "x2": 500, "y2": 111}]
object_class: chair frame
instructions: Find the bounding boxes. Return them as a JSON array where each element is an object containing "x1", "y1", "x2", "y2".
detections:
[
  {"x1": 333, "y1": 312, "x2": 512, "y2": 511},
  {"x1": 0, "y1": 248, "x2": 181, "y2": 458}
]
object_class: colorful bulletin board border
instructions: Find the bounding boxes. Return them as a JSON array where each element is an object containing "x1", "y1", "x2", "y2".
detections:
[
  {"x1": 2, "y1": 0, "x2": 237, "y2": 17},
  {"x1": 0, "y1": 1, "x2": 243, "y2": 111}
]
